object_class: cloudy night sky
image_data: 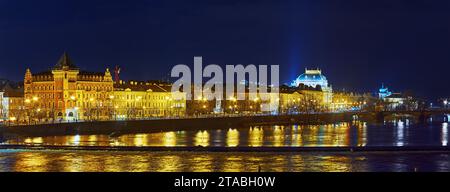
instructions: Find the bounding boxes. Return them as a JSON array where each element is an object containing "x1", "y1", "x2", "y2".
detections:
[{"x1": 1, "y1": 0, "x2": 450, "y2": 100}]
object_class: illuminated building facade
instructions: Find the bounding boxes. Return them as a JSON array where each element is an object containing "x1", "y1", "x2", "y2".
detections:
[
  {"x1": 279, "y1": 91, "x2": 304, "y2": 114},
  {"x1": 0, "y1": 83, "x2": 24, "y2": 123},
  {"x1": 378, "y1": 84, "x2": 392, "y2": 99},
  {"x1": 113, "y1": 81, "x2": 186, "y2": 118},
  {"x1": 24, "y1": 52, "x2": 114, "y2": 122},
  {"x1": 331, "y1": 92, "x2": 367, "y2": 111},
  {"x1": 377, "y1": 84, "x2": 418, "y2": 111},
  {"x1": 291, "y1": 68, "x2": 333, "y2": 106}
]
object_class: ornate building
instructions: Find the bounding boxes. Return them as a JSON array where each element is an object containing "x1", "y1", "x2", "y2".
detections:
[
  {"x1": 24, "y1": 52, "x2": 114, "y2": 122},
  {"x1": 291, "y1": 68, "x2": 333, "y2": 106},
  {"x1": 113, "y1": 80, "x2": 186, "y2": 118},
  {"x1": 0, "y1": 82, "x2": 24, "y2": 123},
  {"x1": 378, "y1": 84, "x2": 392, "y2": 99}
]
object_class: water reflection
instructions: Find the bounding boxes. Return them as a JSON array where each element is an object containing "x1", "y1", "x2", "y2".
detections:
[
  {"x1": 442, "y1": 123, "x2": 448, "y2": 146},
  {"x1": 2, "y1": 121, "x2": 448, "y2": 147},
  {"x1": 194, "y1": 131, "x2": 210, "y2": 147},
  {"x1": 396, "y1": 120, "x2": 405, "y2": 146},
  {"x1": 163, "y1": 132, "x2": 177, "y2": 147},
  {"x1": 291, "y1": 125, "x2": 303, "y2": 147},
  {"x1": 226, "y1": 129, "x2": 239, "y2": 147},
  {"x1": 249, "y1": 127, "x2": 263, "y2": 147},
  {"x1": 273, "y1": 126, "x2": 285, "y2": 147},
  {"x1": 13, "y1": 152, "x2": 50, "y2": 172},
  {"x1": 2, "y1": 150, "x2": 449, "y2": 172}
]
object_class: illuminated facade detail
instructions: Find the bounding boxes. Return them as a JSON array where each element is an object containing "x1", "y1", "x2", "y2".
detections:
[
  {"x1": 291, "y1": 69, "x2": 329, "y2": 88},
  {"x1": 24, "y1": 52, "x2": 114, "y2": 121},
  {"x1": 298, "y1": 89, "x2": 329, "y2": 111},
  {"x1": 331, "y1": 92, "x2": 368, "y2": 111},
  {"x1": 377, "y1": 84, "x2": 418, "y2": 111},
  {"x1": 378, "y1": 84, "x2": 392, "y2": 99},
  {"x1": 0, "y1": 82, "x2": 24, "y2": 122},
  {"x1": 113, "y1": 81, "x2": 186, "y2": 119},
  {"x1": 279, "y1": 91, "x2": 304, "y2": 114},
  {"x1": 291, "y1": 68, "x2": 333, "y2": 106}
]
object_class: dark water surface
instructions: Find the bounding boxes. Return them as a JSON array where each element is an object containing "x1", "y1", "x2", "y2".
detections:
[
  {"x1": 0, "y1": 121, "x2": 449, "y2": 172},
  {"x1": 0, "y1": 150, "x2": 449, "y2": 172},
  {"x1": 1, "y1": 121, "x2": 449, "y2": 147}
]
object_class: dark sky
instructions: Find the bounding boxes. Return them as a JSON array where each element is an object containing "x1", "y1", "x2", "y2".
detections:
[{"x1": 0, "y1": 0, "x2": 449, "y2": 100}]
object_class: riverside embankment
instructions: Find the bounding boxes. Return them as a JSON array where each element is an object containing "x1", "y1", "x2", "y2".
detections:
[{"x1": 0, "y1": 112, "x2": 371, "y2": 137}]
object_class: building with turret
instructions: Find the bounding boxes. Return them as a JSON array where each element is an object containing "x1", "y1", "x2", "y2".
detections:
[
  {"x1": 24, "y1": 52, "x2": 114, "y2": 122},
  {"x1": 378, "y1": 84, "x2": 392, "y2": 99},
  {"x1": 291, "y1": 68, "x2": 333, "y2": 107}
]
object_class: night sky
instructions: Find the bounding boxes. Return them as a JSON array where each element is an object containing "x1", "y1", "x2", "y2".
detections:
[{"x1": 1, "y1": 0, "x2": 450, "y2": 100}]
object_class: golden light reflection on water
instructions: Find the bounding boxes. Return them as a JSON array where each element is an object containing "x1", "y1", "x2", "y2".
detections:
[
  {"x1": 133, "y1": 134, "x2": 147, "y2": 146},
  {"x1": 3, "y1": 150, "x2": 447, "y2": 172},
  {"x1": 163, "y1": 132, "x2": 177, "y2": 147},
  {"x1": 311, "y1": 156, "x2": 353, "y2": 172},
  {"x1": 273, "y1": 126, "x2": 285, "y2": 147},
  {"x1": 222, "y1": 155, "x2": 244, "y2": 172},
  {"x1": 249, "y1": 127, "x2": 263, "y2": 147},
  {"x1": 62, "y1": 154, "x2": 82, "y2": 172},
  {"x1": 13, "y1": 152, "x2": 49, "y2": 172},
  {"x1": 226, "y1": 129, "x2": 239, "y2": 147},
  {"x1": 357, "y1": 122, "x2": 368, "y2": 146},
  {"x1": 188, "y1": 155, "x2": 214, "y2": 172},
  {"x1": 194, "y1": 131, "x2": 210, "y2": 147},
  {"x1": 4, "y1": 121, "x2": 373, "y2": 147},
  {"x1": 156, "y1": 155, "x2": 182, "y2": 172},
  {"x1": 291, "y1": 125, "x2": 303, "y2": 146}
]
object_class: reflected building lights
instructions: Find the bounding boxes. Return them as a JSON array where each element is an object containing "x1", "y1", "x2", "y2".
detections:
[
  {"x1": 442, "y1": 123, "x2": 448, "y2": 146},
  {"x1": 133, "y1": 134, "x2": 146, "y2": 146},
  {"x1": 14, "y1": 152, "x2": 49, "y2": 172},
  {"x1": 291, "y1": 125, "x2": 303, "y2": 146},
  {"x1": 23, "y1": 137, "x2": 43, "y2": 145},
  {"x1": 194, "y1": 131, "x2": 210, "y2": 147},
  {"x1": 249, "y1": 127, "x2": 264, "y2": 147},
  {"x1": 72, "y1": 135, "x2": 81, "y2": 146},
  {"x1": 88, "y1": 135, "x2": 98, "y2": 146},
  {"x1": 273, "y1": 126, "x2": 285, "y2": 147},
  {"x1": 157, "y1": 155, "x2": 182, "y2": 172},
  {"x1": 163, "y1": 132, "x2": 177, "y2": 147},
  {"x1": 359, "y1": 122, "x2": 368, "y2": 146},
  {"x1": 226, "y1": 129, "x2": 239, "y2": 147},
  {"x1": 222, "y1": 156, "x2": 244, "y2": 172},
  {"x1": 396, "y1": 120, "x2": 405, "y2": 146}
]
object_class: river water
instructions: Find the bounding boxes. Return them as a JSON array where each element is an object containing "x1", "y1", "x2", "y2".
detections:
[{"x1": 0, "y1": 120, "x2": 449, "y2": 172}]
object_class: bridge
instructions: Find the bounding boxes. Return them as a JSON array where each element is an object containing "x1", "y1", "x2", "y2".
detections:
[{"x1": 349, "y1": 109, "x2": 450, "y2": 123}]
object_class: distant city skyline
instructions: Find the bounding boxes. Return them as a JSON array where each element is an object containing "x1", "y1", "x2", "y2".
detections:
[{"x1": 1, "y1": 0, "x2": 450, "y2": 100}]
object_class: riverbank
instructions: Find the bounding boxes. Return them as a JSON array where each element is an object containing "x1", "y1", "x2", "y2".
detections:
[{"x1": 0, "y1": 112, "x2": 371, "y2": 137}]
